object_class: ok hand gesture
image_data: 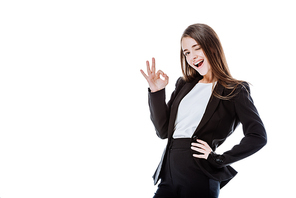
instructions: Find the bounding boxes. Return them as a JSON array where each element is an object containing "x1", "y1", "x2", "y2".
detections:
[{"x1": 140, "y1": 58, "x2": 169, "y2": 92}]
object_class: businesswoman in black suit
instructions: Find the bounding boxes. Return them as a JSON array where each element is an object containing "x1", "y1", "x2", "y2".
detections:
[{"x1": 140, "y1": 23, "x2": 267, "y2": 198}]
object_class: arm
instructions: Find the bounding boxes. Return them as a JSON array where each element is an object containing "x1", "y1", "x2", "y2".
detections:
[
  {"x1": 140, "y1": 57, "x2": 170, "y2": 139},
  {"x1": 148, "y1": 77, "x2": 184, "y2": 139},
  {"x1": 208, "y1": 83, "x2": 267, "y2": 168}
]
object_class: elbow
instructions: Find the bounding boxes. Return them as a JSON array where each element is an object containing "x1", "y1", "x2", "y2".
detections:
[
  {"x1": 157, "y1": 134, "x2": 168, "y2": 140},
  {"x1": 255, "y1": 132, "x2": 267, "y2": 150},
  {"x1": 261, "y1": 135, "x2": 267, "y2": 148},
  {"x1": 156, "y1": 130, "x2": 168, "y2": 139},
  {"x1": 249, "y1": 125, "x2": 267, "y2": 149},
  {"x1": 153, "y1": 121, "x2": 169, "y2": 139},
  {"x1": 260, "y1": 128, "x2": 268, "y2": 147}
]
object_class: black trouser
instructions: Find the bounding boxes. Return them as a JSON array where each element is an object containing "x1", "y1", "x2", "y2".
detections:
[{"x1": 153, "y1": 138, "x2": 220, "y2": 198}]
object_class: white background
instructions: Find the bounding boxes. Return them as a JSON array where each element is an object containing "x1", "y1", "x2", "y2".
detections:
[{"x1": 0, "y1": 0, "x2": 295, "y2": 197}]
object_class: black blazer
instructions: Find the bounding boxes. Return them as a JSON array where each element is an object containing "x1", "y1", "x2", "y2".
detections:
[{"x1": 148, "y1": 76, "x2": 267, "y2": 188}]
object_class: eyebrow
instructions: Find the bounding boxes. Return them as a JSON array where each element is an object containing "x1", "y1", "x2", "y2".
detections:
[{"x1": 183, "y1": 44, "x2": 200, "y2": 52}]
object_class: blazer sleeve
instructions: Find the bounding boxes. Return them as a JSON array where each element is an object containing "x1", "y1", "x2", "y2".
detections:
[
  {"x1": 148, "y1": 77, "x2": 184, "y2": 139},
  {"x1": 208, "y1": 83, "x2": 267, "y2": 168}
]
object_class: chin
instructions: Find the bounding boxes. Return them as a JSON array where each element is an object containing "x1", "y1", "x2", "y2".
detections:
[{"x1": 197, "y1": 69, "x2": 209, "y2": 76}]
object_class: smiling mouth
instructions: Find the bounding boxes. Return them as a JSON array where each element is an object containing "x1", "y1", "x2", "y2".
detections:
[{"x1": 194, "y1": 60, "x2": 204, "y2": 67}]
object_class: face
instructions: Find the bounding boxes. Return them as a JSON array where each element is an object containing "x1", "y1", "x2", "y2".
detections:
[{"x1": 181, "y1": 37, "x2": 211, "y2": 76}]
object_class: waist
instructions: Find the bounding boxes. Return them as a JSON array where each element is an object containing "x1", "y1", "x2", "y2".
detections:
[{"x1": 169, "y1": 138, "x2": 193, "y2": 150}]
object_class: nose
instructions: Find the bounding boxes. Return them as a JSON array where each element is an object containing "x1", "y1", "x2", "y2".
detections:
[
  {"x1": 192, "y1": 54, "x2": 198, "y2": 60},
  {"x1": 189, "y1": 52, "x2": 198, "y2": 64}
]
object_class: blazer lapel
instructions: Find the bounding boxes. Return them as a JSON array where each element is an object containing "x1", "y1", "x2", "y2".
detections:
[
  {"x1": 167, "y1": 77, "x2": 201, "y2": 138},
  {"x1": 193, "y1": 82, "x2": 224, "y2": 135}
]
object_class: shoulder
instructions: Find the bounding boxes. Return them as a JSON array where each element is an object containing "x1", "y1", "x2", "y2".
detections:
[
  {"x1": 231, "y1": 81, "x2": 253, "y2": 104},
  {"x1": 175, "y1": 77, "x2": 186, "y2": 86},
  {"x1": 174, "y1": 77, "x2": 187, "y2": 91},
  {"x1": 220, "y1": 81, "x2": 250, "y2": 101},
  {"x1": 236, "y1": 81, "x2": 250, "y2": 96}
]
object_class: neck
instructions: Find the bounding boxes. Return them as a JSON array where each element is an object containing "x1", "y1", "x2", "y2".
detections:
[{"x1": 200, "y1": 72, "x2": 215, "y2": 83}]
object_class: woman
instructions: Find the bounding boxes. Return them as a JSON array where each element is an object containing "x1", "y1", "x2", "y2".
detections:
[{"x1": 140, "y1": 23, "x2": 267, "y2": 198}]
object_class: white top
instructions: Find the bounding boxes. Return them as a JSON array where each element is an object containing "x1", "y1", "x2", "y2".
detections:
[{"x1": 173, "y1": 83, "x2": 213, "y2": 138}]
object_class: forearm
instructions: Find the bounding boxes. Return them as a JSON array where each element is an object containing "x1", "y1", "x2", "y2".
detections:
[
  {"x1": 208, "y1": 133, "x2": 267, "y2": 168},
  {"x1": 148, "y1": 88, "x2": 169, "y2": 139}
]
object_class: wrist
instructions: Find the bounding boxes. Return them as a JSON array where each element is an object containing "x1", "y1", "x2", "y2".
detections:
[
  {"x1": 208, "y1": 152, "x2": 225, "y2": 168},
  {"x1": 150, "y1": 88, "x2": 159, "y2": 93},
  {"x1": 149, "y1": 87, "x2": 164, "y2": 93}
]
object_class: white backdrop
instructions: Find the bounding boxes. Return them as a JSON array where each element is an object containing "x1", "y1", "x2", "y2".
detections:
[{"x1": 0, "y1": 0, "x2": 295, "y2": 197}]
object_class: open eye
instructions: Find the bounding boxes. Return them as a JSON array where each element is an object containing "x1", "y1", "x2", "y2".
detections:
[{"x1": 184, "y1": 52, "x2": 190, "y2": 56}]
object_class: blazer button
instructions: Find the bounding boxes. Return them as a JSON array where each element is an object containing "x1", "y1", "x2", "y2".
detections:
[
  {"x1": 215, "y1": 156, "x2": 224, "y2": 164},
  {"x1": 192, "y1": 135, "x2": 198, "y2": 141}
]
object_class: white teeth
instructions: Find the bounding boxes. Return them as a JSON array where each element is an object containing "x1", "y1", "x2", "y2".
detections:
[{"x1": 194, "y1": 60, "x2": 203, "y2": 66}]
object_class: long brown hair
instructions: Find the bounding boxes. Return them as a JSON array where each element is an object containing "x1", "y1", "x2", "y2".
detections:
[{"x1": 180, "y1": 23, "x2": 245, "y2": 100}]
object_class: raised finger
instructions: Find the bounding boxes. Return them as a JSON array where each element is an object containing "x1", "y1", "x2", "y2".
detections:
[
  {"x1": 151, "y1": 57, "x2": 156, "y2": 74},
  {"x1": 140, "y1": 69, "x2": 148, "y2": 80},
  {"x1": 146, "y1": 60, "x2": 152, "y2": 75}
]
